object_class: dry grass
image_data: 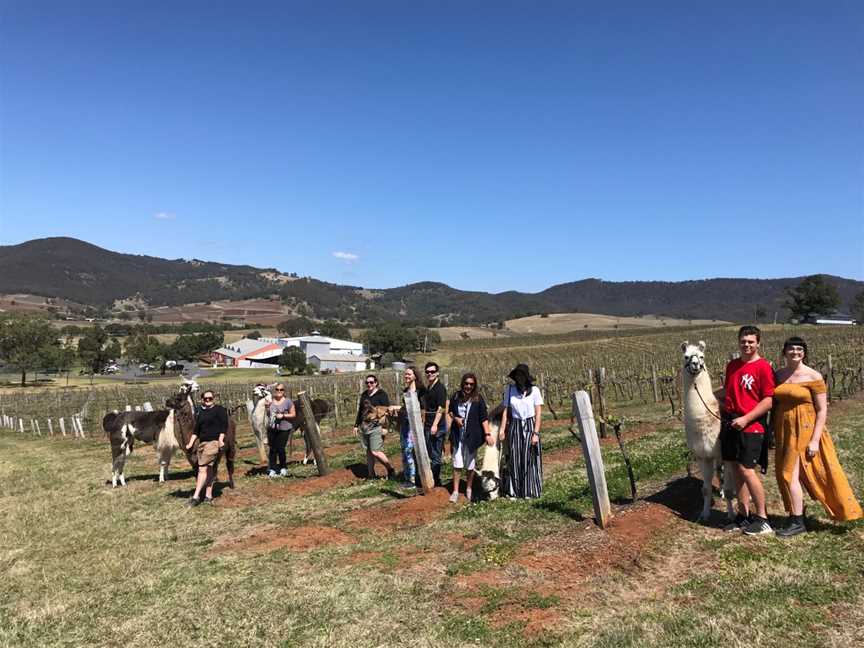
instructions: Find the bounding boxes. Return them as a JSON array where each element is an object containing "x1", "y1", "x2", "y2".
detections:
[{"x1": 1, "y1": 396, "x2": 862, "y2": 647}]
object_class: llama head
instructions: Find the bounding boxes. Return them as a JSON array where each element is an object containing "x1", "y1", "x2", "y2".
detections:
[
  {"x1": 253, "y1": 383, "x2": 271, "y2": 400},
  {"x1": 179, "y1": 378, "x2": 199, "y2": 395},
  {"x1": 681, "y1": 340, "x2": 708, "y2": 376}
]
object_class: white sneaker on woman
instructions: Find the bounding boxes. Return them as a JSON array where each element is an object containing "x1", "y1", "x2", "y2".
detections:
[{"x1": 449, "y1": 491, "x2": 459, "y2": 503}]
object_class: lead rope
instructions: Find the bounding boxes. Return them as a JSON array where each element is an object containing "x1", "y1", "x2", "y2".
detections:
[{"x1": 692, "y1": 381, "x2": 723, "y2": 421}]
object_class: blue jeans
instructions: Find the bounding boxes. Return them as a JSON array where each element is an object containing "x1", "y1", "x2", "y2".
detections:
[
  {"x1": 425, "y1": 419, "x2": 446, "y2": 487},
  {"x1": 400, "y1": 419, "x2": 416, "y2": 482}
]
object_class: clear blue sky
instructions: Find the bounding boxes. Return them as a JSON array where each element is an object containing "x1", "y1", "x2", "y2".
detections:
[{"x1": 2, "y1": 1, "x2": 862, "y2": 292}]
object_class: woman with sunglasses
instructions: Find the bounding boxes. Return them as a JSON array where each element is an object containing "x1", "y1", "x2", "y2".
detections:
[
  {"x1": 498, "y1": 363, "x2": 544, "y2": 499},
  {"x1": 447, "y1": 372, "x2": 490, "y2": 503},
  {"x1": 396, "y1": 366, "x2": 426, "y2": 488},
  {"x1": 352, "y1": 375, "x2": 396, "y2": 479},
  {"x1": 268, "y1": 383, "x2": 296, "y2": 477},
  {"x1": 772, "y1": 337, "x2": 862, "y2": 536}
]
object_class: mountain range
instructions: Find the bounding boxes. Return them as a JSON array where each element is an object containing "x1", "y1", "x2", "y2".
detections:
[{"x1": 1, "y1": 237, "x2": 861, "y2": 324}]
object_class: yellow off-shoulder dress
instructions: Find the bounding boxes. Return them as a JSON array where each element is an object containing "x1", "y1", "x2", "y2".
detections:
[{"x1": 773, "y1": 380, "x2": 862, "y2": 521}]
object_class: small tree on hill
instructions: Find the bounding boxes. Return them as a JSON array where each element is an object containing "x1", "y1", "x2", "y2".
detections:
[
  {"x1": 279, "y1": 347, "x2": 308, "y2": 375},
  {"x1": 785, "y1": 275, "x2": 841, "y2": 319},
  {"x1": 277, "y1": 317, "x2": 315, "y2": 337},
  {"x1": 318, "y1": 320, "x2": 352, "y2": 340}
]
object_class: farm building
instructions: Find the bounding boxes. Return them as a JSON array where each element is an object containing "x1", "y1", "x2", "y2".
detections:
[
  {"x1": 217, "y1": 333, "x2": 370, "y2": 371},
  {"x1": 210, "y1": 339, "x2": 283, "y2": 368},
  {"x1": 308, "y1": 352, "x2": 370, "y2": 372}
]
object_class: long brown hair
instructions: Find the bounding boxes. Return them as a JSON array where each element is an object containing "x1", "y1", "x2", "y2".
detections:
[
  {"x1": 402, "y1": 365, "x2": 425, "y2": 392},
  {"x1": 457, "y1": 372, "x2": 482, "y2": 403}
]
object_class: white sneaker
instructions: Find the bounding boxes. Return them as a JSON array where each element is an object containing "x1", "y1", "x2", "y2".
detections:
[
  {"x1": 267, "y1": 470, "x2": 277, "y2": 478},
  {"x1": 449, "y1": 491, "x2": 459, "y2": 503},
  {"x1": 279, "y1": 468, "x2": 288, "y2": 477}
]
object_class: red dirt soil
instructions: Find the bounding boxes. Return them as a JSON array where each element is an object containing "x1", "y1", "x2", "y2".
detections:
[
  {"x1": 347, "y1": 488, "x2": 453, "y2": 531},
  {"x1": 454, "y1": 499, "x2": 679, "y2": 638},
  {"x1": 217, "y1": 467, "x2": 362, "y2": 508},
  {"x1": 209, "y1": 524, "x2": 355, "y2": 555}
]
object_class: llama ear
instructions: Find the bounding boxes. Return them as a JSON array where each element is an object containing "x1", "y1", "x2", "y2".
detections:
[
  {"x1": 681, "y1": 341, "x2": 689, "y2": 352},
  {"x1": 698, "y1": 340, "x2": 706, "y2": 352}
]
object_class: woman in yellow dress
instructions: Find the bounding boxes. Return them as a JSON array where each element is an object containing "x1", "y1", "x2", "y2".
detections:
[{"x1": 773, "y1": 336, "x2": 862, "y2": 537}]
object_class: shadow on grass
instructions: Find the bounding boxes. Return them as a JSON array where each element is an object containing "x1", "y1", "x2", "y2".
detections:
[{"x1": 643, "y1": 475, "x2": 734, "y2": 527}]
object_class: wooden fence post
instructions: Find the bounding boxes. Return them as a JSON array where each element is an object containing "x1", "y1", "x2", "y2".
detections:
[
  {"x1": 143, "y1": 402, "x2": 154, "y2": 412},
  {"x1": 404, "y1": 389, "x2": 435, "y2": 494},
  {"x1": 827, "y1": 354, "x2": 834, "y2": 402},
  {"x1": 296, "y1": 391, "x2": 330, "y2": 476},
  {"x1": 34, "y1": 420, "x2": 41, "y2": 436},
  {"x1": 246, "y1": 399, "x2": 268, "y2": 464},
  {"x1": 332, "y1": 383, "x2": 340, "y2": 427},
  {"x1": 48, "y1": 419, "x2": 54, "y2": 436},
  {"x1": 572, "y1": 391, "x2": 612, "y2": 528},
  {"x1": 59, "y1": 418, "x2": 67, "y2": 437}
]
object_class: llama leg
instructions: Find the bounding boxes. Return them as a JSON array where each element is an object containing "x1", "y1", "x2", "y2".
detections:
[
  {"x1": 698, "y1": 458, "x2": 714, "y2": 521},
  {"x1": 158, "y1": 447, "x2": 173, "y2": 483}
]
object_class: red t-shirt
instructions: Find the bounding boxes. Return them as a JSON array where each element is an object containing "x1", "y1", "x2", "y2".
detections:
[{"x1": 724, "y1": 357, "x2": 775, "y2": 433}]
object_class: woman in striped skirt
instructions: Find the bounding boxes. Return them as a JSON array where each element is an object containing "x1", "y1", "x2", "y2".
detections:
[{"x1": 498, "y1": 364, "x2": 544, "y2": 498}]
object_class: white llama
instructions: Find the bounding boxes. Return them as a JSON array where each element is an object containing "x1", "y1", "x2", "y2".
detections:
[{"x1": 681, "y1": 341, "x2": 735, "y2": 521}]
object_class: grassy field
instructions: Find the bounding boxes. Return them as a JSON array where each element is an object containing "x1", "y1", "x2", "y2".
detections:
[{"x1": 1, "y1": 392, "x2": 862, "y2": 647}]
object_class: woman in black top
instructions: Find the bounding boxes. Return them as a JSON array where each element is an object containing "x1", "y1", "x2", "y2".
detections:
[
  {"x1": 448, "y1": 372, "x2": 490, "y2": 503},
  {"x1": 352, "y1": 374, "x2": 396, "y2": 479}
]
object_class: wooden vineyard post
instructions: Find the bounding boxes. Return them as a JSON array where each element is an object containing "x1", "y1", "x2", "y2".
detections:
[
  {"x1": 572, "y1": 391, "x2": 612, "y2": 529},
  {"x1": 59, "y1": 418, "x2": 67, "y2": 437},
  {"x1": 827, "y1": 354, "x2": 834, "y2": 402},
  {"x1": 246, "y1": 399, "x2": 268, "y2": 464},
  {"x1": 332, "y1": 383, "x2": 339, "y2": 427},
  {"x1": 404, "y1": 389, "x2": 434, "y2": 494},
  {"x1": 143, "y1": 402, "x2": 154, "y2": 412},
  {"x1": 47, "y1": 419, "x2": 54, "y2": 436},
  {"x1": 296, "y1": 391, "x2": 330, "y2": 476}
]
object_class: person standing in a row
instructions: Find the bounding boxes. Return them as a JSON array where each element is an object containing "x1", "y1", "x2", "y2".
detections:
[
  {"x1": 772, "y1": 336, "x2": 862, "y2": 536},
  {"x1": 186, "y1": 389, "x2": 228, "y2": 506},
  {"x1": 422, "y1": 362, "x2": 448, "y2": 488},
  {"x1": 448, "y1": 372, "x2": 490, "y2": 503},
  {"x1": 498, "y1": 364, "x2": 544, "y2": 499},
  {"x1": 352, "y1": 374, "x2": 396, "y2": 479},
  {"x1": 267, "y1": 383, "x2": 295, "y2": 477}
]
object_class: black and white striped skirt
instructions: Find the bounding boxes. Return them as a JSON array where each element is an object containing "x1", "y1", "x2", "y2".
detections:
[{"x1": 504, "y1": 416, "x2": 542, "y2": 498}]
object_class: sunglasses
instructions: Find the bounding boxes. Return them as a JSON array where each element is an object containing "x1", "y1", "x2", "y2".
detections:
[
  {"x1": 202, "y1": 397, "x2": 214, "y2": 402},
  {"x1": 462, "y1": 382, "x2": 476, "y2": 387},
  {"x1": 274, "y1": 388, "x2": 285, "y2": 391},
  {"x1": 365, "y1": 380, "x2": 376, "y2": 385},
  {"x1": 425, "y1": 369, "x2": 438, "y2": 374}
]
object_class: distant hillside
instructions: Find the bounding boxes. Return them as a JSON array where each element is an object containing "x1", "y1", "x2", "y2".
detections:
[{"x1": 1, "y1": 237, "x2": 861, "y2": 324}]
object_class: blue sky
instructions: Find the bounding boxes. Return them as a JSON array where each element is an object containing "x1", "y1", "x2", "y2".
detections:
[{"x1": 1, "y1": 1, "x2": 862, "y2": 293}]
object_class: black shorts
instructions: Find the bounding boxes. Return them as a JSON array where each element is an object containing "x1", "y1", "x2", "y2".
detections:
[{"x1": 720, "y1": 422, "x2": 763, "y2": 469}]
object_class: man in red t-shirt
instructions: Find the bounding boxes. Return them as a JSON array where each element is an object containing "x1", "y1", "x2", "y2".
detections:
[{"x1": 721, "y1": 325, "x2": 775, "y2": 535}]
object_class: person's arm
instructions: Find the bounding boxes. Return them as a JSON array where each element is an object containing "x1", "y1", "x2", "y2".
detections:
[
  {"x1": 430, "y1": 386, "x2": 445, "y2": 435},
  {"x1": 731, "y1": 397, "x2": 772, "y2": 430},
  {"x1": 808, "y1": 387, "x2": 828, "y2": 457},
  {"x1": 218, "y1": 407, "x2": 229, "y2": 447},
  {"x1": 353, "y1": 393, "x2": 365, "y2": 430},
  {"x1": 532, "y1": 404, "x2": 542, "y2": 443}
]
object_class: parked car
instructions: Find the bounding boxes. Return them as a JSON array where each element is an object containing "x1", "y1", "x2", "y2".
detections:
[
  {"x1": 138, "y1": 363, "x2": 155, "y2": 372},
  {"x1": 102, "y1": 364, "x2": 120, "y2": 374}
]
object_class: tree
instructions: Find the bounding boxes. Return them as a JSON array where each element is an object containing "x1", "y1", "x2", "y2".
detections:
[
  {"x1": 363, "y1": 322, "x2": 418, "y2": 356},
  {"x1": 0, "y1": 314, "x2": 59, "y2": 386},
  {"x1": 279, "y1": 347, "x2": 308, "y2": 375},
  {"x1": 124, "y1": 333, "x2": 163, "y2": 364},
  {"x1": 318, "y1": 320, "x2": 352, "y2": 340},
  {"x1": 277, "y1": 317, "x2": 315, "y2": 337},
  {"x1": 247, "y1": 330, "x2": 262, "y2": 340},
  {"x1": 785, "y1": 275, "x2": 841, "y2": 319},
  {"x1": 852, "y1": 290, "x2": 864, "y2": 323},
  {"x1": 78, "y1": 325, "x2": 111, "y2": 375}
]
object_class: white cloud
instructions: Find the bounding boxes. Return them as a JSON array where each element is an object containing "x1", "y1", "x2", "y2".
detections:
[
  {"x1": 332, "y1": 251, "x2": 359, "y2": 262},
  {"x1": 153, "y1": 211, "x2": 176, "y2": 221}
]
